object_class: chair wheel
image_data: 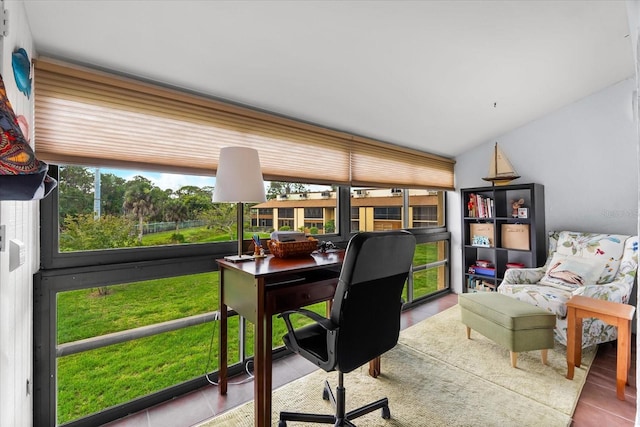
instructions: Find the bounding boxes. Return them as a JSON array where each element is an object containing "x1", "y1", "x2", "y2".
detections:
[
  {"x1": 381, "y1": 405, "x2": 391, "y2": 419},
  {"x1": 278, "y1": 421, "x2": 287, "y2": 427}
]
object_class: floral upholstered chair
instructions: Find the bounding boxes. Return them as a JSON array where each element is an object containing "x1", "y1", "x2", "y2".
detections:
[{"x1": 497, "y1": 231, "x2": 638, "y2": 348}]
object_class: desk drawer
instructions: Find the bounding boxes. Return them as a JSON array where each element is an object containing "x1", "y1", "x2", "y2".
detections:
[{"x1": 267, "y1": 278, "x2": 337, "y2": 314}]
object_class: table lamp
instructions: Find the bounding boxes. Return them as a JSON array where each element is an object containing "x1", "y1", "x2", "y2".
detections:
[{"x1": 213, "y1": 147, "x2": 266, "y2": 262}]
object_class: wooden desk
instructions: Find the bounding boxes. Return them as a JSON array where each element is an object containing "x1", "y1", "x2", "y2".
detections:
[
  {"x1": 217, "y1": 251, "x2": 344, "y2": 427},
  {"x1": 566, "y1": 295, "x2": 635, "y2": 400}
]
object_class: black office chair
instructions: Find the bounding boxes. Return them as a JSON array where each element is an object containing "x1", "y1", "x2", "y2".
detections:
[{"x1": 277, "y1": 230, "x2": 416, "y2": 427}]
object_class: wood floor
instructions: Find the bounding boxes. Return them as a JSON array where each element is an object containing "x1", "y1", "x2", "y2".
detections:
[{"x1": 103, "y1": 292, "x2": 636, "y2": 427}]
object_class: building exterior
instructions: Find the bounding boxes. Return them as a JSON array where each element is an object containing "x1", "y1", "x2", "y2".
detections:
[{"x1": 251, "y1": 188, "x2": 444, "y2": 233}]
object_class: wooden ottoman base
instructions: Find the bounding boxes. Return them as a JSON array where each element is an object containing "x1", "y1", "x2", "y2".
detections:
[{"x1": 459, "y1": 293, "x2": 556, "y2": 368}]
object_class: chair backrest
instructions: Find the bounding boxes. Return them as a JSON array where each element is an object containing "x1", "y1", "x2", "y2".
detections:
[
  {"x1": 329, "y1": 230, "x2": 416, "y2": 373},
  {"x1": 546, "y1": 231, "x2": 637, "y2": 284}
]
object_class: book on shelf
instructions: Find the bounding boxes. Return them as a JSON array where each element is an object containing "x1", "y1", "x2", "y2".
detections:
[
  {"x1": 467, "y1": 193, "x2": 494, "y2": 218},
  {"x1": 467, "y1": 265, "x2": 496, "y2": 277},
  {"x1": 467, "y1": 277, "x2": 497, "y2": 292},
  {"x1": 475, "y1": 259, "x2": 494, "y2": 268},
  {"x1": 506, "y1": 262, "x2": 525, "y2": 269}
]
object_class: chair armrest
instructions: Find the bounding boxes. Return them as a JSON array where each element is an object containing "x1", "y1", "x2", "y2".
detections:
[
  {"x1": 279, "y1": 308, "x2": 336, "y2": 338},
  {"x1": 572, "y1": 275, "x2": 635, "y2": 304},
  {"x1": 502, "y1": 267, "x2": 546, "y2": 284}
]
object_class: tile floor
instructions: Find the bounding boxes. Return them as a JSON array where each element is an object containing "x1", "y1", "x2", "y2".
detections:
[{"x1": 103, "y1": 292, "x2": 636, "y2": 427}]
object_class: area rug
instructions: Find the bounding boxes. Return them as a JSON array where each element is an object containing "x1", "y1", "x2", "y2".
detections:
[{"x1": 198, "y1": 305, "x2": 596, "y2": 427}]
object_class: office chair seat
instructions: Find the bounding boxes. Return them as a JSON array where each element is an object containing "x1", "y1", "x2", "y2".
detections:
[{"x1": 277, "y1": 231, "x2": 416, "y2": 426}]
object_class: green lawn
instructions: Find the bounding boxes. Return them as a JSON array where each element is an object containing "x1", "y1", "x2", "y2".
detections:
[{"x1": 56, "y1": 241, "x2": 442, "y2": 423}]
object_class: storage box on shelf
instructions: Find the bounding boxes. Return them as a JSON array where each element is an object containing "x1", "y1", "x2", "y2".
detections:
[{"x1": 461, "y1": 183, "x2": 546, "y2": 293}]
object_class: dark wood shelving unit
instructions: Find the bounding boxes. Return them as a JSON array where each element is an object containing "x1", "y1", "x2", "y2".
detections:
[{"x1": 461, "y1": 183, "x2": 546, "y2": 292}]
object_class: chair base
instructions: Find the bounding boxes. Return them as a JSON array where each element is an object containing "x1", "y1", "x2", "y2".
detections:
[{"x1": 278, "y1": 378, "x2": 391, "y2": 427}]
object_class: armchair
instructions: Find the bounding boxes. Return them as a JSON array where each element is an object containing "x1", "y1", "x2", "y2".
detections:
[
  {"x1": 497, "y1": 231, "x2": 638, "y2": 348},
  {"x1": 277, "y1": 230, "x2": 416, "y2": 426}
]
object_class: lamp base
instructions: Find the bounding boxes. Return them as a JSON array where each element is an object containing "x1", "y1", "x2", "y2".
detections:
[{"x1": 224, "y1": 254, "x2": 256, "y2": 263}]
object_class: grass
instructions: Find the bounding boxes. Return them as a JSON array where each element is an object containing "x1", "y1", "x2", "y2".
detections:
[{"x1": 56, "y1": 240, "x2": 442, "y2": 423}]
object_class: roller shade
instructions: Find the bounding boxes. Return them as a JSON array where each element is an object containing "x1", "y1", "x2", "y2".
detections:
[{"x1": 34, "y1": 58, "x2": 454, "y2": 189}]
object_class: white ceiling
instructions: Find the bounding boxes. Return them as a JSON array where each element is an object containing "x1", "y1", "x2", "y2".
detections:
[{"x1": 22, "y1": 0, "x2": 634, "y2": 159}]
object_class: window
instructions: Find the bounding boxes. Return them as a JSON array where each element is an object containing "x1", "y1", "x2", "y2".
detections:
[
  {"x1": 253, "y1": 208, "x2": 273, "y2": 228},
  {"x1": 413, "y1": 206, "x2": 437, "y2": 221},
  {"x1": 279, "y1": 208, "x2": 294, "y2": 218},
  {"x1": 55, "y1": 165, "x2": 233, "y2": 253},
  {"x1": 34, "y1": 57, "x2": 453, "y2": 427},
  {"x1": 410, "y1": 241, "x2": 449, "y2": 300},
  {"x1": 374, "y1": 207, "x2": 402, "y2": 220},
  {"x1": 409, "y1": 189, "x2": 445, "y2": 228},
  {"x1": 304, "y1": 207, "x2": 323, "y2": 218},
  {"x1": 253, "y1": 183, "x2": 337, "y2": 234},
  {"x1": 350, "y1": 188, "x2": 445, "y2": 232},
  {"x1": 55, "y1": 273, "x2": 219, "y2": 424}
]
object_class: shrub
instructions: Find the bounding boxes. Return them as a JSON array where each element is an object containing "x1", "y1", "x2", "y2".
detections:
[{"x1": 170, "y1": 233, "x2": 185, "y2": 243}]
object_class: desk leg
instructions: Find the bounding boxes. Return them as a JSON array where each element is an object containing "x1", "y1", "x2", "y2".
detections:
[
  {"x1": 264, "y1": 311, "x2": 273, "y2": 426},
  {"x1": 219, "y1": 283, "x2": 228, "y2": 395},
  {"x1": 616, "y1": 318, "x2": 631, "y2": 400},
  {"x1": 566, "y1": 306, "x2": 579, "y2": 380},
  {"x1": 254, "y1": 282, "x2": 269, "y2": 427}
]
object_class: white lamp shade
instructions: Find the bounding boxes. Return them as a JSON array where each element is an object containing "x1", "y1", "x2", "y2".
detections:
[{"x1": 213, "y1": 147, "x2": 266, "y2": 202}]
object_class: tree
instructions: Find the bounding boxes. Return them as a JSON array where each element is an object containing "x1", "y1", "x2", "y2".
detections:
[
  {"x1": 201, "y1": 203, "x2": 237, "y2": 239},
  {"x1": 99, "y1": 172, "x2": 126, "y2": 216},
  {"x1": 325, "y1": 219, "x2": 336, "y2": 233},
  {"x1": 147, "y1": 186, "x2": 170, "y2": 222},
  {"x1": 122, "y1": 176, "x2": 158, "y2": 243},
  {"x1": 59, "y1": 213, "x2": 137, "y2": 295},
  {"x1": 266, "y1": 182, "x2": 309, "y2": 200},
  {"x1": 164, "y1": 198, "x2": 189, "y2": 231},
  {"x1": 175, "y1": 185, "x2": 214, "y2": 218},
  {"x1": 60, "y1": 214, "x2": 137, "y2": 252},
  {"x1": 59, "y1": 165, "x2": 94, "y2": 219}
]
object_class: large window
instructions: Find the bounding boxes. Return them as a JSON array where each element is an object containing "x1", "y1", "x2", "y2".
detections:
[
  {"x1": 350, "y1": 188, "x2": 445, "y2": 232},
  {"x1": 34, "y1": 58, "x2": 453, "y2": 427},
  {"x1": 410, "y1": 241, "x2": 449, "y2": 300},
  {"x1": 56, "y1": 165, "x2": 218, "y2": 252},
  {"x1": 37, "y1": 178, "x2": 449, "y2": 427}
]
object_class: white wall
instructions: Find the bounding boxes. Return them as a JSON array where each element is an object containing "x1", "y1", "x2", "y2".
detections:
[
  {"x1": 0, "y1": 1, "x2": 37, "y2": 427},
  {"x1": 449, "y1": 77, "x2": 639, "y2": 294}
]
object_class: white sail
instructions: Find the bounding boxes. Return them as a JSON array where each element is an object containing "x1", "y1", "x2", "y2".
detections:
[{"x1": 483, "y1": 143, "x2": 520, "y2": 185}]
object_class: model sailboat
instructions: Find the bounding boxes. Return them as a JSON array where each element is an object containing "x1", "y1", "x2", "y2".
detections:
[{"x1": 482, "y1": 143, "x2": 520, "y2": 186}]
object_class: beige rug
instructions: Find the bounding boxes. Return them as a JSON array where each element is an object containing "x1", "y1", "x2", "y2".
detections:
[{"x1": 199, "y1": 305, "x2": 596, "y2": 427}]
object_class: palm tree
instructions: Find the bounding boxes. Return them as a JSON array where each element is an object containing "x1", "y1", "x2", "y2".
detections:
[
  {"x1": 165, "y1": 199, "x2": 189, "y2": 232},
  {"x1": 123, "y1": 176, "x2": 157, "y2": 243}
]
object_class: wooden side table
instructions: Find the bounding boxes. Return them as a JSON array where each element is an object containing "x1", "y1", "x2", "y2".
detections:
[{"x1": 566, "y1": 295, "x2": 635, "y2": 400}]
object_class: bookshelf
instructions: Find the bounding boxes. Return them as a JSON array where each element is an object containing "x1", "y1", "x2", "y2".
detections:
[{"x1": 461, "y1": 183, "x2": 546, "y2": 293}]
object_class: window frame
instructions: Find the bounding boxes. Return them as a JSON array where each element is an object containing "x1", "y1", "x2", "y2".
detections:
[{"x1": 36, "y1": 175, "x2": 450, "y2": 427}]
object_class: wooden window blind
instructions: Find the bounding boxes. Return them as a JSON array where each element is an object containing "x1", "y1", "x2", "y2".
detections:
[{"x1": 34, "y1": 58, "x2": 454, "y2": 189}]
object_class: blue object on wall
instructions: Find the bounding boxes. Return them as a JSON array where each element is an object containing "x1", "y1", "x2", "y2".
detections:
[{"x1": 12, "y1": 48, "x2": 32, "y2": 98}]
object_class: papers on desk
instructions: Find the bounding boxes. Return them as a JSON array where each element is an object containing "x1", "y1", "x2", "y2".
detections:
[{"x1": 270, "y1": 231, "x2": 308, "y2": 242}]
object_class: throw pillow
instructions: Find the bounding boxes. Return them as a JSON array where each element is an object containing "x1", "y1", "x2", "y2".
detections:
[
  {"x1": 540, "y1": 253, "x2": 606, "y2": 291},
  {"x1": 555, "y1": 232, "x2": 627, "y2": 282}
]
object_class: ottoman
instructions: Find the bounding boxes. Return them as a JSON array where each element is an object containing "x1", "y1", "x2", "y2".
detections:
[{"x1": 458, "y1": 292, "x2": 556, "y2": 368}]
